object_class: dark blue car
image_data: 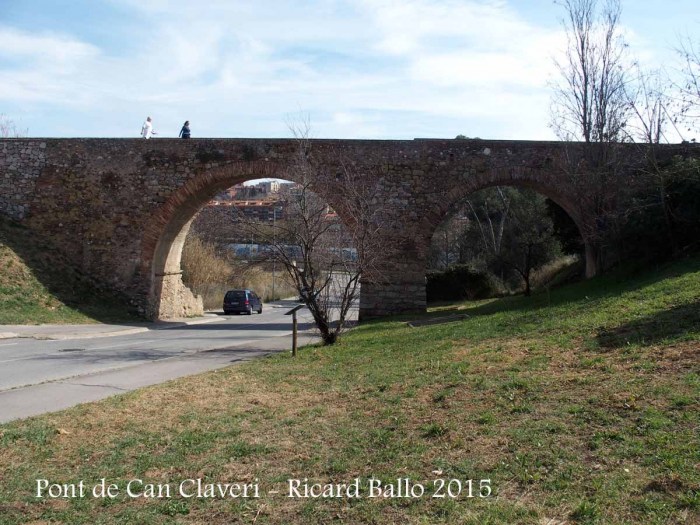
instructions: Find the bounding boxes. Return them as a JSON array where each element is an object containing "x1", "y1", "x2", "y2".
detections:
[{"x1": 223, "y1": 289, "x2": 263, "y2": 315}]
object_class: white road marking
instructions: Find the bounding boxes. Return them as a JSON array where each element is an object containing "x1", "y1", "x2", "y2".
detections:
[{"x1": 0, "y1": 343, "x2": 19, "y2": 347}]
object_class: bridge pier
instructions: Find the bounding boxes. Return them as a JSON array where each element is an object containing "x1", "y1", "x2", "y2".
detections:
[
  {"x1": 359, "y1": 262, "x2": 427, "y2": 320},
  {"x1": 149, "y1": 271, "x2": 204, "y2": 319},
  {"x1": 584, "y1": 242, "x2": 599, "y2": 278}
]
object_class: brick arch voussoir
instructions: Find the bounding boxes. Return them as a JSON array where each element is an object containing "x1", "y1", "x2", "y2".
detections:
[{"x1": 431, "y1": 167, "x2": 584, "y2": 236}]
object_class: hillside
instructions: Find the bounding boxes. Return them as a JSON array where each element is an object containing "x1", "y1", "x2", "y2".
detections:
[
  {"x1": 0, "y1": 218, "x2": 140, "y2": 324},
  {"x1": 0, "y1": 253, "x2": 698, "y2": 523}
]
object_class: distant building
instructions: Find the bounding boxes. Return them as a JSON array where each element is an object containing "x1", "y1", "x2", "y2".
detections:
[
  {"x1": 231, "y1": 200, "x2": 286, "y2": 221},
  {"x1": 213, "y1": 181, "x2": 292, "y2": 201},
  {"x1": 261, "y1": 180, "x2": 281, "y2": 194},
  {"x1": 205, "y1": 182, "x2": 321, "y2": 222}
]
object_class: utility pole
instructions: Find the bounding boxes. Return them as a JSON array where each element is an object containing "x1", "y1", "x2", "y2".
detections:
[{"x1": 272, "y1": 206, "x2": 276, "y2": 300}]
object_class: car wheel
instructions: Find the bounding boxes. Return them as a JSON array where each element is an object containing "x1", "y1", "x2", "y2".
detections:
[{"x1": 257, "y1": 308, "x2": 263, "y2": 314}]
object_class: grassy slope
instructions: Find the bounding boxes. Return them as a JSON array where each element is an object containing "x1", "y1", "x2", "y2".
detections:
[
  {"x1": 0, "y1": 257, "x2": 699, "y2": 524},
  {"x1": 0, "y1": 219, "x2": 138, "y2": 324}
]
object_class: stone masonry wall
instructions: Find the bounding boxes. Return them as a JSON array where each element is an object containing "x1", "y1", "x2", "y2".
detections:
[
  {"x1": 0, "y1": 140, "x2": 46, "y2": 220},
  {"x1": 1, "y1": 137, "x2": 692, "y2": 319}
]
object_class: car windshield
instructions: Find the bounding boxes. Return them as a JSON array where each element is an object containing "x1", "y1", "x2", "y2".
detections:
[{"x1": 225, "y1": 291, "x2": 246, "y2": 300}]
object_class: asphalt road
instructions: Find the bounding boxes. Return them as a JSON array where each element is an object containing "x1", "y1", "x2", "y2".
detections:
[{"x1": 0, "y1": 300, "x2": 320, "y2": 423}]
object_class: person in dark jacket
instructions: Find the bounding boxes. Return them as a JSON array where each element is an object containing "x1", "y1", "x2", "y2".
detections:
[{"x1": 179, "y1": 121, "x2": 191, "y2": 139}]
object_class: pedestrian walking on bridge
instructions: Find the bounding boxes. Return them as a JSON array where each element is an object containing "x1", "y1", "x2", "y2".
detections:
[
  {"x1": 141, "y1": 116, "x2": 157, "y2": 139},
  {"x1": 179, "y1": 120, "x2": 191, "y2": 139}
]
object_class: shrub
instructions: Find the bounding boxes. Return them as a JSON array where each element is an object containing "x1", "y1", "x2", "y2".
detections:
[
  {"x1": 616, "y1": 156, "x2": 700, "y2": 263},
  {"x1": 529, "y1": 255, "x2": 583, "y2": 291},
  {"x1": 182, "y1": 234, "x2": 298, "y2": 309},
  {"x1": 426, "y1": 265, "x2": 502, "y2": 302},
  {"x1": 181, "y1": 235, "x2": 236, "y2": 310},
  {"x1": 239, "y1": 266, "x2": 297, "y2": 303}
]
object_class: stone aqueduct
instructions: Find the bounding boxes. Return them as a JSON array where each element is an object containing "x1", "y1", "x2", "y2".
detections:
[{"x1": 0, "y1": 137, "x2": 685, "y2": 320}]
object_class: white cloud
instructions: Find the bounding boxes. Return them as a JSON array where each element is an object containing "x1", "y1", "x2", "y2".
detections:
[
  {"x1": 0, "y1": 26, "x2": 100, "y2": 63},
  {"x1": 0, "y1": 26, "x2": 104, "y2": 104},
  {"x1": 0, "y1": 1, "x2": 571, "y2": 139},
  {"x1": 410, "y1": 49, "x2": 551, "y2": 89},
  {"x1": 359, "y1": 0, "x2": 538, "y2": 54}
]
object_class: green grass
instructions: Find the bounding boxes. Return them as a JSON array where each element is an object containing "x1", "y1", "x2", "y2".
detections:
[
  {"x1": 0, "y1": 256, "x2": 698, "y2": 524},
  {"x1": 0, "y1": 218, "x2": 140, "y2": 324}
]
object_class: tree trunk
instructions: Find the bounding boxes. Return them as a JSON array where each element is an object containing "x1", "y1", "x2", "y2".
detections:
[{"x1": 524, "y1": 244, "x2": 532, "y2": 297}]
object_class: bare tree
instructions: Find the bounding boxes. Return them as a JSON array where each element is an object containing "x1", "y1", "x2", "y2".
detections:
[
  {"x1": 464, "y1": 187, "x2": 511, "y2": 261},
  {"x1": 430, "y1": 213, "x2": 469, "y2": 270},
  {"x1": 428, "y1": 189, "x2": 511, "y2": 272},
  {"x1": 626, "y1": 68, "x2": 673, "y2": 145},
  {"x1": 550, "y1": 0, "x2": 631, "y2": 144},
  {"x1": 235, "y1": 124, "x2": 386, "y2": 346},
  {"x1": 624, "y1": 68, "x2": 683, "y2": 254},
  {"x1": 550, "y1": 0, "x2": 633, "y2": 273},
  {"x1": 675, "y1": 35, "x2": 700, "y2": 134},
  {"x1": 622, "y1": 61, "x2": 700, "y2": 258},
  {"x1": 0, "y1": 114, "x2": 27, "y2": 138}
]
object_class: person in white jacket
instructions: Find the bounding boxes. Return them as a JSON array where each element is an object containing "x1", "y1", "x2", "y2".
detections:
[{"x1": 141, "y1": 116, "x2": 156, "y2": 139}]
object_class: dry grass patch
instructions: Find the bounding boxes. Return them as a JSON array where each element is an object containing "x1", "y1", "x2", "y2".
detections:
[{"x1": 1, "y1": 257, "x2": 700, "y2": 524}]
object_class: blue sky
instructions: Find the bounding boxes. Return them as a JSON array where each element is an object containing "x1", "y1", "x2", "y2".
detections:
[{"x1": 1, "y1": 0, "x2": 697, "y2": 140}]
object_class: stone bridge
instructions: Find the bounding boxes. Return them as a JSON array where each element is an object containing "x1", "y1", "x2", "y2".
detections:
[{"x1": 0, "y1": 138, "x2": 691, "y2": 320}]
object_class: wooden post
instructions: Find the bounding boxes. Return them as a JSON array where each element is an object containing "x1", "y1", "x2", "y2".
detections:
[
  {"x1": 292, "y1": 311, "x2": 298, "y2": 357},
  {"x1": 285, "y1": 304, "x2": 304, "y2": 357}
]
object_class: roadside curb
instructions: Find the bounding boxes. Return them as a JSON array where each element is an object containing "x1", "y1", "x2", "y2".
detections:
[
  {"x1": 0, "y1": 315, "x2": 224, "y2": 341},
  {"x1": 0, "y1": 302, "x2": 306, "y2": 342},
  {"x1": 153, "y1": 315, "x2": 224, "y2": 329}
]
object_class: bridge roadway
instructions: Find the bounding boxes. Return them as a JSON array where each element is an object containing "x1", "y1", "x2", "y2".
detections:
[{"x1": 0, "y1": 300, "x2": 329, "y2": 423}]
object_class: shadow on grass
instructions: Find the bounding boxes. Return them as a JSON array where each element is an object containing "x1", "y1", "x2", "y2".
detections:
[
  {"x1": 372, "y1": 257, "x2": 700, "y2": 333},
  {"x1": 0, "y1": 218, "x2": 142, "y2": 324},
  {"x1": 596, "y1": 300, "x2": 700, "y2": 348},
  {"x1": 435, "y1": 257, "x2": 700, "y2": 320}
]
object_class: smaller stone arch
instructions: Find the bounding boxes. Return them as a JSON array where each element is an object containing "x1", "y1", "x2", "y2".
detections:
[{"x1": 425, "y1": 165, "x2": 596, "y2": 280}]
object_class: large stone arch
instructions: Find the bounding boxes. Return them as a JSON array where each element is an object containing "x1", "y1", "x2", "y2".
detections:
[
  {"x1": 139, "y1": 159, "x2": 355, "y2": 319},
  {"x1": 142, "y1": 160, "x2": 283, "y2": 318}
]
